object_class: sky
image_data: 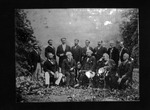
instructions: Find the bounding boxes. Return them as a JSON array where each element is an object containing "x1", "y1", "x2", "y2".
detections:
[{"x1": 23, "y1": 9, "x2": 129, "y2": 59}]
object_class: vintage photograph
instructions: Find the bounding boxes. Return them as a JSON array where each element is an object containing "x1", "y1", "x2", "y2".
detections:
[{"x1": 15, "y1": 8, "x2": 139, "y2": 102}]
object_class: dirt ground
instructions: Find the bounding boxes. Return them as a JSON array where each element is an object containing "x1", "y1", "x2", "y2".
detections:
[{"x1": 17, "y1": 68, "x2": 139, "y2": 102}]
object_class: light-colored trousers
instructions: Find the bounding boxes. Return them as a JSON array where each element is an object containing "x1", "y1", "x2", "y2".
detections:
[
  {"x1": 33, "y1": 63, "x2": 41, "y2": 81},
  {"x1": 45, "y1": 71, "x2": 63, "y2": 85}
]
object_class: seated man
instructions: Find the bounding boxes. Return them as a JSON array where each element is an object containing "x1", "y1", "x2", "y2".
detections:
[
  {"x1": 93, "y1": 53, "x2": 117, "y2": 89},
  {"x1": 43, "y1": 52, "x2": 64, "y2": 88},
  {"x1": 117, "y1": 53, "x2": 133, "y2": 90},
  {"x1": 78, "y1": 49, "x2": 96, "y2": 88},
  {"x1": 62, "y1": 52, "x2": 76, "y2": 88}
]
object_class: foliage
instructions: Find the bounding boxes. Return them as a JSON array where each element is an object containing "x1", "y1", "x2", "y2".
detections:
[
  {"x1": 15, "y1": 9, "x2": 38, "y2": 77},
  {"x1": 16, "y1": 69, "x2": 139, "y2": 102},
  {"x1": 119, "y1": 9, "x2": 139, "y2": 67}
]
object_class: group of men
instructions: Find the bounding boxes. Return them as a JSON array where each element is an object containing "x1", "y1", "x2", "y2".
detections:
[{"x1": 29, "y1": 37, "x2": 134, "y2": 91}]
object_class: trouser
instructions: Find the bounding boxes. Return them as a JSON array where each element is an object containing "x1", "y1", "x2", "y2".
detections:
[
  {"x1": 79, "y1": 72, "x2": 89, "y2": 87},
  {"x1": 55, "y1": 72, "x2": 63, "y2": 85},
  {"x1": 33, "y1": 63, "x2": 41, "y2": 81},
  {"x1": 45, "y1": 71, "x2": 63, "y2": 85},
  {"x1": 118, "y1": 76, "x2": 129, "y2": 90},
  {"x1": 65, "y1": 71, "x2": 75, "y2": 86},
  {"x1": 105, "y1": 74, "x2": 118, "y2": 89}
]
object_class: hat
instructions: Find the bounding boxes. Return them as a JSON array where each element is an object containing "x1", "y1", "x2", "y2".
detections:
[
  {"x1": 66, "y1": 51, "x2": 72, "y2": 56},
  {"x1": 86, "y1": 49, "x2": 93, "y2": 54}
]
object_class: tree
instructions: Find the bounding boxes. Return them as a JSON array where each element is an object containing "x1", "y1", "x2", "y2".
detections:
[
  {"x1": 119, "y1": 9, "x2": 139, "y2": 67},
  {"x1": 15, "y1": 9, "x2": 38, "y2": 77}
]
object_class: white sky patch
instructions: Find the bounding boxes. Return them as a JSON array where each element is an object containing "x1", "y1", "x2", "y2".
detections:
[{"x1": 104, "y1": 21, "x2": 112, "y2": 25}]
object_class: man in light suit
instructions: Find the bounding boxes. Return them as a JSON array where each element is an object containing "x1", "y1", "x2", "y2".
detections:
[{"x1": 56, "y1": 38, "x2": 71, "y2": 71}]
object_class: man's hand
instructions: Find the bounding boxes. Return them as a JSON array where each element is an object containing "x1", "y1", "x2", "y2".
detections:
[
  {"x1": 70, "y1": 67, "x2": 74, "y2": 71},
  {"x1": 60, "y1": 53, "x2": 64, "y2": 56},
  {"x1": 48, "y1": 70, "x2": 54, "y2": 75}
]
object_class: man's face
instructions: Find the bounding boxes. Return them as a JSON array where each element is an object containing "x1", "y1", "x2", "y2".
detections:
[
  {"x1": 61, "y1": 38, "x2": 66, "y2": 44},
  {"x1": 85, "y1": 41, "x2": 90, "y2": 46},
  {"x1": 103, "y1": 54, "x2": 109, "y2": 61},
  {"x1": 120, "y1": 42, "x2": 124, "y2": 48},
  {"x1": 98, "y1": 41, "x2": 102, "y2": 46},
  {"x1": 48, "y1": 53, "x2": 54, "y2": 59},
  {"x1": 74, "y1": 40, "x2": 79, "y2": 45},
  {"x1": 67, "y1": 54, "x2": 72, "y2": 59},
  {"x1": 123, "y1": 54, "x2": 129, "y2": 61},
  {"x1": 110, "y1": 42, "x2": 115, "y2": 48},
  {"x1": 48, "y1": 40, "x2": 53, "y2": 45}
]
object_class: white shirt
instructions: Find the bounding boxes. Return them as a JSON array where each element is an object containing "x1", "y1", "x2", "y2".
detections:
[
  {"x1": 62, "y1": 44, "x2": 66, "y2": 51},
  {"x1": 86, "y1": 46, "x2": 90, "y2": 51}
]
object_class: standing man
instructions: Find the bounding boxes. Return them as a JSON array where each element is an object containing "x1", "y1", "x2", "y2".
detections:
[
  {"x1": 119, "y1": 41, "x2": 129, "y2": 65},
  {"x1": 45, "y1": 39, "x2": 56, "y2": 59},
  {"x1": 71, "y1": 39, "x2": 82, "y2": 63},
  {"x1": 107, "y1": 40, "x2": 119, "y2": 68},
  {"x1": 56, "y1": 38, "x2": 71, "y2": 72},
  {"x1": 93, "y1": 41, "x2": 107, "y2": 62},
  {"x1": 81, "y1": 40, "x2": 93, "y2": 61},
  {"x1": 62, "y1": 52, "x2": 76, "y2": 88},
  {"x1": 29, "y1": 44, "x2": 42, "y2": 81},
  {"x1": 71, "y1": 39, "x2": 82, "y2": 83}
]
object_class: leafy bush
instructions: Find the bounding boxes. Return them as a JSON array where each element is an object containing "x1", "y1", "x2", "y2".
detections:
[
  {"x1": 15, "y1": 9, "x2": 38, "y2": 77},
  {"x1": 119, "y1": 9, "x2": 139, "y2": 67}
]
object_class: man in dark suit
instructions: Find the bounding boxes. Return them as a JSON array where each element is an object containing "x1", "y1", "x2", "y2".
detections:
[
  {"x1": 119, "y1": 41, "x2": 129, "y2": 65},
  {"x1": 93, "y1": 41, "x2": 107, "y2": 62},
  {"x1": 117, "y1": 53, "x2": 133, "y2": 90},
  {"x1": 29, "y1": 44, "x2": 42, "y2": 81},
  {"x1": 71, "y1": 39, "x2": 82, "y2": 83},
  {"x1": 71, "y1": 39, "x2": 82, "y2": 63},
  {"x1": 56, "y1": 38, "x2": 71, "y2": 71},
  {"x1": 79, "y1": 50, "x2": 96, "y2": 88},
  {"x1": 43, "y1": 52, "x2": 63, "y2": 88},
  {"x1": 107, "y1": 40, "x2": 119, "y2": 68},
  {"x1": 81, "y1": 40, "x2": 93, "y2": 61},
  {"x1": 45, "y1": 39, "x2": 56, "y2": 59},
  {"x1": 62, "y1": 52, "x2": 76, "y2": 87}
]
